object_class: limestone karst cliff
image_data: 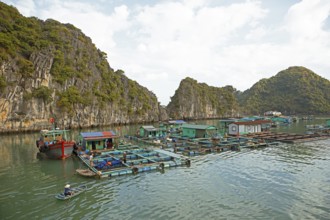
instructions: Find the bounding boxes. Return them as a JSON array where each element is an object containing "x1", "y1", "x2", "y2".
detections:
[
  {"x1": 0, "y1": 2, "x2": 167, "y2": 133},
  {"x1": 166, "y1": 77, "x2": 240, "y2": 119},
  {"x1": 2, "y1": 3, "x2": 329, "y2": 134}
]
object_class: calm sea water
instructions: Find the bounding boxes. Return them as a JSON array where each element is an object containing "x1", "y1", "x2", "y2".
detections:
[{"x1": 0, "y1": 118, "x2": 329, "y2": 220}]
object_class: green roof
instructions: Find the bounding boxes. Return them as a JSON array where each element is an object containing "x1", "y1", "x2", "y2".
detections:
[
  {"x1": 182, "y1": 124, "x2": 217, "y2": 130},
  {"x1": 140, "y1": 125, "x2": 160, "y2": 131}
]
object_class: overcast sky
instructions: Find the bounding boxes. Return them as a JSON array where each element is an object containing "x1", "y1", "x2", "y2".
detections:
[{"x1": 3, "y1": 0, "x2": 330, "y2": 105}]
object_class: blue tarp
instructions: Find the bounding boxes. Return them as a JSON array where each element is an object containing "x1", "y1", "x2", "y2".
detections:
[
  {"x1": 94, "y1": 159, "x2": 122, "y2": 170},
  {"x1": 81, "y1": 132, "x2": 104, "y2": 138}
]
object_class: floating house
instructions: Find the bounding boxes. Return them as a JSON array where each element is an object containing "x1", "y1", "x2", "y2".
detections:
[
  {"x1": 240, "y1": 116, "x2": 269, "y2": 121},
  {"x1": 167, "y1": 120, "x2": 186, "y2": 133},
  {"x1": 138, "y1": 125, "x2": 166, "y2": 138},
  {"x1": 182, "y1": 124, "x2": 218, "y2": 138},
  {"x1": 271, "y1": 116, "x2": 292, "y2": 124},
  {"x1": 326, "y1": 119, "x2": 330, "y2": 127},
  {"x1": 159, "y1": 120, "x2": 186, "y2": 133},
  {"x1": 79, "y1": 131, "x2": 119, "y2": 151},
  {"x1": 228, "y1": 120, "x2": 271, "y2": 136},
  {"x1": 264, "y1": 111, "x2": 282, "y2": 116},
  {"x1": 219, "y1": 118, "x2": 239, "y2": 135},
  {"x1": 168, "y1": 120, "x2": 186, "y2": 127}
]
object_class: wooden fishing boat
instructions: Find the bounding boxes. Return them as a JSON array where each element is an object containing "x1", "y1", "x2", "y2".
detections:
[
  {"x1": 55, "y1": 185, "x2": 87, "y2": 200},
  {"x1": 76, "y1": 169, "x2": 96, "y2": 177},
  {"x1": 36, "y1": 118, "x2": 76, "y2": 159}
]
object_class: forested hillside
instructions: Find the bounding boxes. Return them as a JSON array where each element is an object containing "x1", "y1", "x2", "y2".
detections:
[
  {"x1": 238, "y1": 66, "x2": 330, "y2": 115},
  {"x1": 0, "y1": 2, "x2": 166, "y2": 133},
  {"x1": 1, "y1": 2, "x2": 329, "y2": 133}
]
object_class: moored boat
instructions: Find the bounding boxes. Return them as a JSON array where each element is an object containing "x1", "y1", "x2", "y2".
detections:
[
  {"x1": 36, "y1": 118, "x2": 75, "y2": 159},
  {"x1": 76, "y1": 168, "x2": 96, "y2": 177}
]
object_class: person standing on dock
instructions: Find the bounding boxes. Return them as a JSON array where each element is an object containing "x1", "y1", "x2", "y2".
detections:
[
  {"x1": 224, "y1": 133, "x2": 228, "y2": 141},
  {"x1": 89, "y1": 152, "x2": 94, "y2": 166},
  {"x1": 123, "y1": 152, "x2": 127, "y2": 163}
]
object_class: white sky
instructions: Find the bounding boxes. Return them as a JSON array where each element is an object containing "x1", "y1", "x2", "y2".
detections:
[{"x1": 3, "y1": 0, "x2": 330, "y2": 105}]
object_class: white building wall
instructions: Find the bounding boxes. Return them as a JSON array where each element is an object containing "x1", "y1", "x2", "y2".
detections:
[
  {"x1": 228, "y1": 124, "x2": 239, "y2": 135},
  {"x1": 229, "y1": 123, "x2": 263, "y2": 135}
]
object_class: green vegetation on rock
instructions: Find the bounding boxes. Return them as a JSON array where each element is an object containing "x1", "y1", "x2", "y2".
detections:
[
  {"x1": 1, "y1": 1, "x2": 330, "y2": 131},
  {"x1": 32, "y1": 86, "x2": 53, "y2": 103},
  {"x1": 0, "y1": 76, "x2": 6, "y2": 92},
  {"x1": 238, "y1": 66, "x2": 330, "y2": 115},
  {"x1": 0, "y1": 2, "x2": 160, "y2": 125},
  {"x1": 167, "y1": 77, "x2": 239, "y2": 118}
]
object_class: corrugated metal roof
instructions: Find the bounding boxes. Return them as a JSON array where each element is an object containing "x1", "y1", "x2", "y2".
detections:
[
  {"x1": 81, "y1": 132, "x2": 103, "y2": 137},
  {"x1": 141, "y1": 125, "x2": 161, "y2": 131},
  {"x1": 80, "y1": 131, "x2": 117, "y2": 139},
  {"x1": 182, "y1": 124, "x2": 216, "y2": 130},
  {"x1": 168, "y1": 120, "x2": 186, "y2": 124},
  {"x1": 141, "y1": 125, "x2": 155, "y2": 129},
  {"x1": 219, "y1": 119, "x2": 238, "y2": 122},
  {"x1": 102, "y1": 131, "x2": 115, "y2": 136},
  {"x1": 142, "y1": 126, "x2": 161, "y2": 132}
]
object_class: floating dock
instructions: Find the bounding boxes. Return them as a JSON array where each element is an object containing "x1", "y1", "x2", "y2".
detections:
[{"x1": 77, "y1": 148, "x2": 191, "y2": 178}]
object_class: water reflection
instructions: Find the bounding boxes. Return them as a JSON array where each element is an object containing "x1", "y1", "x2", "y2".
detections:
[{"x1": 0, "y1": 133, "x2": 39, "y2": 171}]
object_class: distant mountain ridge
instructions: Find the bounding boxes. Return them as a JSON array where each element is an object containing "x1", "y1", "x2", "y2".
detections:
[
  {"x1": 238, "y1": 66, "x2": 330, "y2": 115},
  {"x1": 167, "y1": 67, "x2": 330, "y2": 118}
]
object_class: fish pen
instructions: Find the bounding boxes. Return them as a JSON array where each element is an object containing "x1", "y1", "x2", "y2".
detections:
[
  {"x1": 243, "y1": 131, "x2": 330, "y2": 144},
  {"x1": 76, "y1": 148, "x2": 191, "y2": 178}
]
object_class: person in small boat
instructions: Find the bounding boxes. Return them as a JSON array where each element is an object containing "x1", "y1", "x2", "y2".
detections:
[{"x1": 64, "y1": 184, "x2": 72, "y2": 196}]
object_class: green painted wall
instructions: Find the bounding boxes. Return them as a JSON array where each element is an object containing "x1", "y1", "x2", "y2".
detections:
[
  {"x1": 182, "y1": 128, "x2": 196, "y2": 138},
  {"x1": 326, "y1": 119, "x2": 330, "y2": 126}
]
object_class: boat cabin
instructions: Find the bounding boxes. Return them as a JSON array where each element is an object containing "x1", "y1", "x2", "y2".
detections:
[
  {"x1": 271, "y1": 116, "x2": 292, "y2": 124},
  {"x1": 228, "y1": 120, "x2": 271, "y2": 136},
  {"x1": 181, "y1": 124, "x2": 217, "y2": 138},
  {"x1": 79, "y1": 131, "x2": 118, "y2": 151},
  {"x1": 39, "y1": 129, "x2": 69, "y2": 144}
]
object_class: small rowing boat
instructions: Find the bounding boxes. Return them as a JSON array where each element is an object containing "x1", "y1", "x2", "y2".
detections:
[
  {"x1": 55, "y1": 185, "x2": 87, "y2": 200},
  {"x1": 76, "y1": 169, "x2": 96, "y2": 177}
]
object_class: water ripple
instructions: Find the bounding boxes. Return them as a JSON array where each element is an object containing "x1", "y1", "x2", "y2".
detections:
[{"x1": 1, "y1": 138, "x2": 330, "y2": 220}]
